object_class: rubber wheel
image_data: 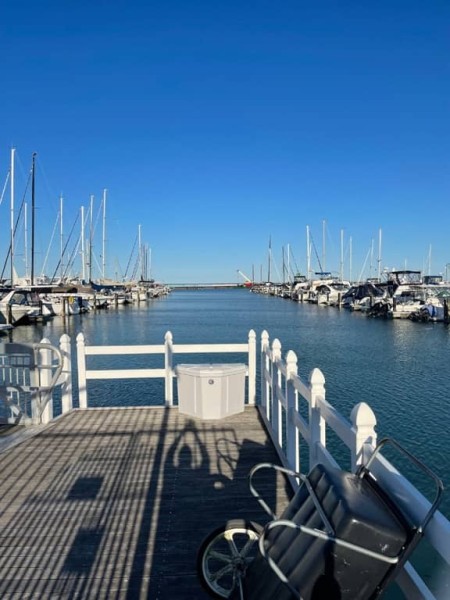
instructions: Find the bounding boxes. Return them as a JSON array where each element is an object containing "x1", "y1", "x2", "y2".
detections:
[{"x1": 197, "y1": 519, "x2": 263, "y2": 598}]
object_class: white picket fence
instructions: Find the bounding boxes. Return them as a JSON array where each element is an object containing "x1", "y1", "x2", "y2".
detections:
[{"x1": 4, "y1": 329, "x2": 449, "y2": 598}]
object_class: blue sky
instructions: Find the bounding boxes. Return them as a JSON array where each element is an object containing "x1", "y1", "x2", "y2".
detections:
[{"x1": 1, "y1": 0, "x2": 449, "y2": 283}]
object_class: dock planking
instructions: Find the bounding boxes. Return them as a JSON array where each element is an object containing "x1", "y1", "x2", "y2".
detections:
[{"x1": 0, "y1": 406, "x2": 292, "y2": 599}]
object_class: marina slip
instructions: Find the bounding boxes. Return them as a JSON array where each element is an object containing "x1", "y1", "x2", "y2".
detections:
[{"x1": 0, "y1": 289, "x2": 449, "y2": 599}]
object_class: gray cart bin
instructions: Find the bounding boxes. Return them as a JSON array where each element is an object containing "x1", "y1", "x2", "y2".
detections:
[{"x1": 176, "y1": 363, "x2": 246, "y2": 419}]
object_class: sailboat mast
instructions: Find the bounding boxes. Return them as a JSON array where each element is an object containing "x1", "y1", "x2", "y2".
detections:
[
  {"x1": 340, "y1": 229, "x2": 344, "y2": 281},
  {"x1": 89, "y1": 195, "x2": 94, "y2": 282},
  {"x1": 81, "y1": 205, "x2": 86, "y2": 281},
  {"x1": 267, "y1": 235, "x2": 272, "y2": 283},
  {"x1": 60, "y1": 194, "x2": 64, "y2": 281},
  {"x1": 31, "y1": 152, "x2": 36, "y2": 286},
  {"x1": 24, "y1": 202, "x2": 28, "y2": 279},
  {"x1": 138, "y1": 224, "x2": 142, "y2": 280},
  {"x1": 306, "y1": 225, "x2": 311, "y2": 280},
  {"x1": 10, "y1": 147, "x2": 15, "y2": 286},
  {"x1": 102, "y1": 188, "x2": 107, "y2": 280},
  {"x1": 349, "y1": 236, "x2": 353, "y2": 283},
  {"x1": 287, "y1": 243, "x2": 290, "y2": 283},
  {"x1": 377, "y1": 228, "x2": 382, "y2": 281}
]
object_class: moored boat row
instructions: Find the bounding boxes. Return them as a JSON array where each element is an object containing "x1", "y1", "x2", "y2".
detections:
[
  {"x1": 251, "y1": 270, "x2": 450, "y2": 323},
  {"x1": 0, "y1": 280, "x2": 171, "y2": 328}
]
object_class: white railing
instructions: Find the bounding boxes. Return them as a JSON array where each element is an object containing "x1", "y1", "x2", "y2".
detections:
[
  {"x1": 76, "y1": 330, "x2": 257, "y2": 408},
  {"x1": 259, "y1": 329, "x2": 450, "y2": 600}
]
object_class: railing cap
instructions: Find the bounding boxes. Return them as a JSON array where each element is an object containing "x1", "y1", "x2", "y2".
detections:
[
  {"x1": 310, "y1": 367, "x2": 325, "y2": 386},
  {"x1": 351, "y1": 401, "x2": 377, "y2": 428}
]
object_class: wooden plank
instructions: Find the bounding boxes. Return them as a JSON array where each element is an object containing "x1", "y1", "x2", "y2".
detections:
[{"x1": 0, "y1": 406, "x2": 290, "y2": 599}]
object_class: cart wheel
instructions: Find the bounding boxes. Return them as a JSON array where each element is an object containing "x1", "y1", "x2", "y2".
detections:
[{"x1": 197, "y1": 519, "x2": 263, "y2": 598}]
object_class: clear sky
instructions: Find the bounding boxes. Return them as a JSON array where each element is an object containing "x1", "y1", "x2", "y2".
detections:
[{"x1": 1, "y1": 0, "x2": 449, "y2": 283}]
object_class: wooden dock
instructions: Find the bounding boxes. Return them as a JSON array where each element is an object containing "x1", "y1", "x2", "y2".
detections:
[{"x1": 0, "y1": 406, "x2": 292, "y2": 599}]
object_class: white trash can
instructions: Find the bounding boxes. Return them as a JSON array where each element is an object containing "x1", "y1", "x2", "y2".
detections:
[{"x1": 176, "y1": 363, "x2": 246, "y2": 419}]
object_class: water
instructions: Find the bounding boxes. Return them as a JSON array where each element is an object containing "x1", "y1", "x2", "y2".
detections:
[{"x1": 4, "y1": 288, "x2": 450, "y2": 595}]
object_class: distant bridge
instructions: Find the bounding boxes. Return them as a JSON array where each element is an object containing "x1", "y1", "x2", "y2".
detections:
[{"x1": 168, "y1": 282, "x2": 245, "y2": 290}]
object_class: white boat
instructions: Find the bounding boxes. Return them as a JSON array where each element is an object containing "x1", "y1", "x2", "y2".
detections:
[
  {"x1": 40, "y1": 293, "x2": 83, "y2": 316},
  {"x1": 0, "y1": 289, "x2": 44, "y2": 326}
]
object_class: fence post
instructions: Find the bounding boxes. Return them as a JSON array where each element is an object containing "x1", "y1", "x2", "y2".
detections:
[
  {"x1": 261, "y1": 330, "x2": 270, "y2": 417},
  {"x1": 165, "y1": 331, "x2": 173, "y2": 406},
  {"x1": 60, "y1": 334, "x2": 72, "y2": 414},
  {"x1": 350, "y1": 402, "x2": 377, "y2": 471},
  {"x1": 309, "y1": 367, "x2": 326, "y2": 468},
  {"x1": 248, "y1": 329, "x2": 256, "y2": 405},
  {"x1": 286, "y1": 350, "x2": 300, "y2": 474},
  {"x1": 77, "y1": 333, "x2": 88, "y2": 409},
  {"x1": 271, "y1": 338, "x2": 282, "y2": 447},
  {"x1": 39, "y1": 338, "x2": 53, "y2": 425}
]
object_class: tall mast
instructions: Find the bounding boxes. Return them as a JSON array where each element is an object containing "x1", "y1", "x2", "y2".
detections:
[
  {"x1": 89, "y1": 195, "x2": 94, "y2": 282},
  {"x1": 31, "y1": 152, "x2": 36, "y2": 286},
  {"x1": 149, "y1": 246, "x2": 152, "y2": 280},
  {"x1": 267, "y1": 235, "x2": 272, "y2": 283},
  {"x1": 10, "y1": 147, "x2": 15, "y2": 286},
  {"x1": 24, "y1": 202, "x2": 28, "y2": 279},
  {"x1": 306, "y1": 225, "x2": 311, "y2": 280},
  {"x1": 81, "y1": 205, "x2": 86, "y2": 281},
  {"x1": 340, "y1": 229, "x2": 344, "y2": 281},
  {"x1": 370, "y1": 238, "x2": 374, "y2": 278},
  {"x1": 377, "y1": 228, "x2": 382, "y2": 281},
  {"x1": 287, "y1": 243, "x2": 290, "y2": 283},
  {"x1": 349, "y1": 236, "x2": 353, "y2": 283},
  {"x1": 60, "y1": 194, "x2": 64, "y2": 280},
  {"x1": 102, "y1": 188, "x2": 107, "y2": 280},
  {"x1": 138, "y1": 224, "x2": 142, "y2": 280}
]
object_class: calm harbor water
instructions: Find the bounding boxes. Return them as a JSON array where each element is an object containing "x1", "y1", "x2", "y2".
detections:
[{"x1": 5, "y1": 288, "x2": 450, "y2": 595}]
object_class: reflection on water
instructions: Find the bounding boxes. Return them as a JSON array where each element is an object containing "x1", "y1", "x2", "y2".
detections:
[{"x1": 6, "y1": 289, "x2": 450, "y2": 522}]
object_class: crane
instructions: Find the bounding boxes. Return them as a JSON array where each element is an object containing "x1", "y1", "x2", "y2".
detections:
[{"x1": 237, "y1": 269, "x2": 253, "y2": 287}]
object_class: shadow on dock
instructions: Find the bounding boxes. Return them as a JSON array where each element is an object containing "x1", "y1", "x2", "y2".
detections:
[{"x1": 0, "y1": 406, "x2": 291, "y2": 599}]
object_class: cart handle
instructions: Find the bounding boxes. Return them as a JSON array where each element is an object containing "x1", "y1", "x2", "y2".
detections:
[
  {"x1": 360, "y1": 437, "x2": 444, "y2": 531},
  {"x1": 248, "y1": 463, "x2": 334, "y2": 534}
]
